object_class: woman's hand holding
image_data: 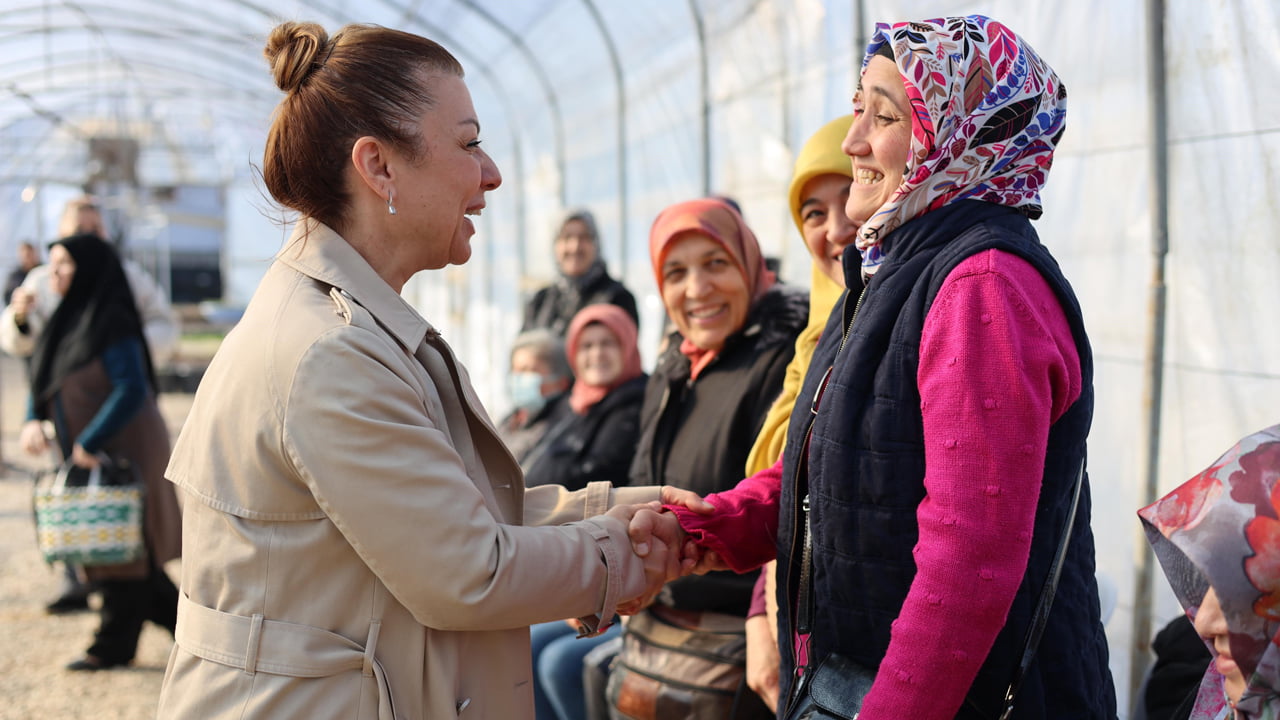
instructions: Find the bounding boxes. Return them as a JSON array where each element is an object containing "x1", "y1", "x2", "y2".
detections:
[
  {"x1": 605, "y1": 503, "x2": 682, "y2": 610},
  {"x1": 621, "y1": 533, "x2": 677, "y2": 615},
  {"x1": 745, "y1": 613, "x2": 781, "y2": 711},
  {"x1": 627, "y1": 504, "x2": 689, "y2": 561},
  {"x1": 652, "y1": 485, "x2": 717, "y2": 571},
  {"x1": 687, "y1": 547, "x2": 730, "y2": 575},
  {"x1": 609, "y1": 488, "x2": 721, "y2": 613},
  {"x1": 19, "y1": 420, "x2": 47, "y2": 456},
  {"x1": 659, "y1": 485, "x2": 715, "y2": 514},
  {"x1": 10, "y1": 287, "x2": 34, "y2": 325},
  {"x1": 632, "y1": 504, "x2": 732, "y2": 575},
  {"x1": 70, "y1": 444, "x2": 101, "y2": 469}
]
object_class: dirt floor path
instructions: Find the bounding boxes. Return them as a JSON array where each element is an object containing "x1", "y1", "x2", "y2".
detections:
[{"x1": 0, "y1": 354, "x2": 194, "y2": 720}]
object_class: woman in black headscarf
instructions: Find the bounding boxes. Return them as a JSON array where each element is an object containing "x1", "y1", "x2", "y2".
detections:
[{"x1": 20, "y1": 233, "x2": 182, "y2": 671}]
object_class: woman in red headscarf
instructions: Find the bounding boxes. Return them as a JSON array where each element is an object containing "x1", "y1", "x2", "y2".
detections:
[
  {"x1": 523, "y1": 304, "x2": 646, "y2": 492},
  {"x1": 609, "y1": 197, "x2": 808, "y2": 719}
]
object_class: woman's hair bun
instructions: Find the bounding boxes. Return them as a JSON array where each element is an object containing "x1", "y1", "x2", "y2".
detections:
[{"x1": 264, "y1": 21, "x2": 331, "y2": 93}]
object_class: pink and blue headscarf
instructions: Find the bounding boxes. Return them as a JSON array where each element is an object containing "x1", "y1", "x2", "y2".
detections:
[{"x1": 855, "y1": 15, "x2": 1067, "y2": 276}]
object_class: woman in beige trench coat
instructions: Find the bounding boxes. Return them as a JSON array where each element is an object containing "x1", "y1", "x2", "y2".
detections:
[{"x1": 156, "y1": 22, "x2": 701, "y2": 720}]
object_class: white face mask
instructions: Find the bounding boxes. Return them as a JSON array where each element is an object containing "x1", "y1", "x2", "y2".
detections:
[{"x1": 507, "y1": 371, "x2": 549, "y2": 413}]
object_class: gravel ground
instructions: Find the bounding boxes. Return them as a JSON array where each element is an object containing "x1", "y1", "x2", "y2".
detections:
[{"x1": 0, "y1": 355, "x2": 194, "y2": 720}]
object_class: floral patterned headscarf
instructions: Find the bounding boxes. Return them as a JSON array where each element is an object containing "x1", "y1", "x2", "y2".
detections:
[
  {"x1": 1139, "y1": 424, "x2": 1280, "y2": 719},
  {"x1": 855, "y1": 15, "x2": 1067, "y2": 277}
]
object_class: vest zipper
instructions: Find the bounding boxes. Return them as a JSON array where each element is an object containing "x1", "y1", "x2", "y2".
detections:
[
  {"x1": 837, "y1": 285, "x2": 868, "y2": 354},
  {"x1": 783, "y1": 284, "x2": 868, "y2": 714}
]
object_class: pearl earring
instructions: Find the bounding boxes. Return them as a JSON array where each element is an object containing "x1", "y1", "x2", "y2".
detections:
[{"x1": 387, "y1": 191, "x2": 397, "y2": 216}]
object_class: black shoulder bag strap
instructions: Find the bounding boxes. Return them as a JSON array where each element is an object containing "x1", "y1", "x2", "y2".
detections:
[
  {"x1": 790, "y1": 459, "x2": 1085, "y2": 720},
  {"x1": 998, "y1": 459, "x2": 1086, "y2": 720}
]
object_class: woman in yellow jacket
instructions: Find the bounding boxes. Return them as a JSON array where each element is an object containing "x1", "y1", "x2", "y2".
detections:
[{"x1": 742, "y1": 115, "x2": 855, "y2": 711}]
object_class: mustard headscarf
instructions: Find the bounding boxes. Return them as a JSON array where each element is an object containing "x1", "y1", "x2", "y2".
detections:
[{"x1": 744, "y1": 115, "x2": 852, "y2": 474}]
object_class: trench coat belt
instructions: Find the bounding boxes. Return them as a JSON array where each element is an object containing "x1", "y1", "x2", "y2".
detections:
[{"x1": 174, "y1": 594, "x2": 396, "y2": 718}]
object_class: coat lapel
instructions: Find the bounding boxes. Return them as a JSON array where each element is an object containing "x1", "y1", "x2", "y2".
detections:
[
  {"x1": 276, "y1": 219, "x2": 525, "y2": 522},
  {"x1": 417, "y1": 332, "x2": 523, "y2": 523}
]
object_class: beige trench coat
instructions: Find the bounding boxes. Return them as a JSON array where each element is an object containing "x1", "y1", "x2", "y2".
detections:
[{"x1": 156, "y1": 221, "x2": 661, "y2": 719}]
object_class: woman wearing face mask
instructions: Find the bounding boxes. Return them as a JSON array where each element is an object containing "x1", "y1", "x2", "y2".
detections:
[
  {"x1": 498, "y1": 328, "x2": 573, "y2": 465},
  {"x1": 1140, "y1": 424, "x2": 1280, "y2": 719},
  {"x1": 644, "y1": 15, "x2": 1115, "y2": 719},
  {"x1": 521, "y1": 210, "x2": 639, "y2": 337}
]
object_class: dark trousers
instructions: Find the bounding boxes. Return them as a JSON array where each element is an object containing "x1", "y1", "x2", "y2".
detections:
[{"x1": 86, "y1": 564, "x2": 178, "y2": 664}]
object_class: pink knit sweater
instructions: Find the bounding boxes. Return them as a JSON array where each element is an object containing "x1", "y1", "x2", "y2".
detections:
[{"x1": 669, "y1": 249, "x2": 1082, "y2": 720}]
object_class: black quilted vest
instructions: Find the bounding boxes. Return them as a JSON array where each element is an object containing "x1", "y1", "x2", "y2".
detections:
[{"x1": 775, "y1": 201, "x2": 1116, "y2": 719}]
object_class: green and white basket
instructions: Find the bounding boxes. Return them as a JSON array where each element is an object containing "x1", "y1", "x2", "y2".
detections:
[{"x1": 33, "y1": 460, "x2": 144, "y2": 566}]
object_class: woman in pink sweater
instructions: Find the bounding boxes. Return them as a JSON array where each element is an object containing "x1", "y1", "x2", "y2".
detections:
[{"x1": 637, "y1": 14, "x2": 1116, "y2": 720}]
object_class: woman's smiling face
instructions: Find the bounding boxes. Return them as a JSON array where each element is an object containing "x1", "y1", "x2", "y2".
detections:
[
  {"x1": 658, "y1": 234, "x2": 750, "y2": 352},
  {"x1": 391, "y1": 73, "x2": 501, "y2": 272},
  {"x1": 573, "y1": 323, "x2": 624, "y2": 387},
  {"x1": 798, "y1": 173, "x2": 856, "y2": 287},
  {"x1": 842, "y1": 55, "x2": 913, "y2": 230}
]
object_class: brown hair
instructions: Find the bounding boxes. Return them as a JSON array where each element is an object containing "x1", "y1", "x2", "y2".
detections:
[{"x1": 262, "y1": 22, "x2": 463, "y2": 230}]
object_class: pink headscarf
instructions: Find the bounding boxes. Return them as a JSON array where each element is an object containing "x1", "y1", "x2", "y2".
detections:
[
  {"x1": 565, "y1": 304, "x2": 643, "y2": 415},
  {"x1": 649, "y1": 198, "x2": 775, "y2": 305},
  {"x1": 648, "y1": 198, "x2": 777, "y2": 379}
]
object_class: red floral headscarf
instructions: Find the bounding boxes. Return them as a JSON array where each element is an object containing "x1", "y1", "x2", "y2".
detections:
[{"x1": 1139, "y1": 424, "x2": 1280, "y2": 719}]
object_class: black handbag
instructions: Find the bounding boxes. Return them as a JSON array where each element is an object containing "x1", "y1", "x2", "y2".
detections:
[
  {"x1": 782, "y1": 462, "x2": 1085, "y2": 720},
  {"x1": 783, "y1": 652, "x2": 874, "y2": 720}
]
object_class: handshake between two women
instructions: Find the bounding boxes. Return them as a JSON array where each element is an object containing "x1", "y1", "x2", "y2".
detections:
[{"x1": 604, "y1": 486, "x2": 729, "y2": 616}]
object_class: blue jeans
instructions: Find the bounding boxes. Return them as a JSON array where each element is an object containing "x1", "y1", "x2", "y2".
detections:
[{"x1": 531, "y1": 620, "x2": 620, "y2": 720}]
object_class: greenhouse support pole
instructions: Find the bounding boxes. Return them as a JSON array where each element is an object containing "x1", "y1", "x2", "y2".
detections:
[
  {"x1": 456, "y1": 0, "x2": 567, "y2": 207},
  {"x1": 689, "y1": 0, "x2": 711, "y2": 196},
  {"x1": 853, "y1": 0, "x2": 867, "y2": 70},
  {"x1": 1130, "y1": 0, "x2": 1170, "y2": 700},
  {"x1": 581, "y1": 0, "x2": 629, "y2": 278}
]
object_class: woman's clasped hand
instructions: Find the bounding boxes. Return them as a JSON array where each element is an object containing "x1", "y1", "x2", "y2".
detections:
[{"x1": 612, "y1": 487, "x2": 714, "y2": 612}]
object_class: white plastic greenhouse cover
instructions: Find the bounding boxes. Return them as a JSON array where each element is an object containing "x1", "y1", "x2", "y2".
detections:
[{"x1": 2, "y1": 1, "x2": 1279, "y2": 714}]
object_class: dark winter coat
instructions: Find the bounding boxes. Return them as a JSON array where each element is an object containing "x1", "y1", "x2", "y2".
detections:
[
  {"x1": 523, "y1": 375, "x2": 647, "y2": 492},
  {"x1": 776, "y1": 201, "x2": 1115, "y2": 719},
  {"x1": 521, "y1": 261, "x2": 638, "y2": 337},
  {"x1": 497, "y1": 391, "x2": 572, "y2": 466},
  {"x1": 630, "y1": 284, "x2": 808, "y2": 615}
]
